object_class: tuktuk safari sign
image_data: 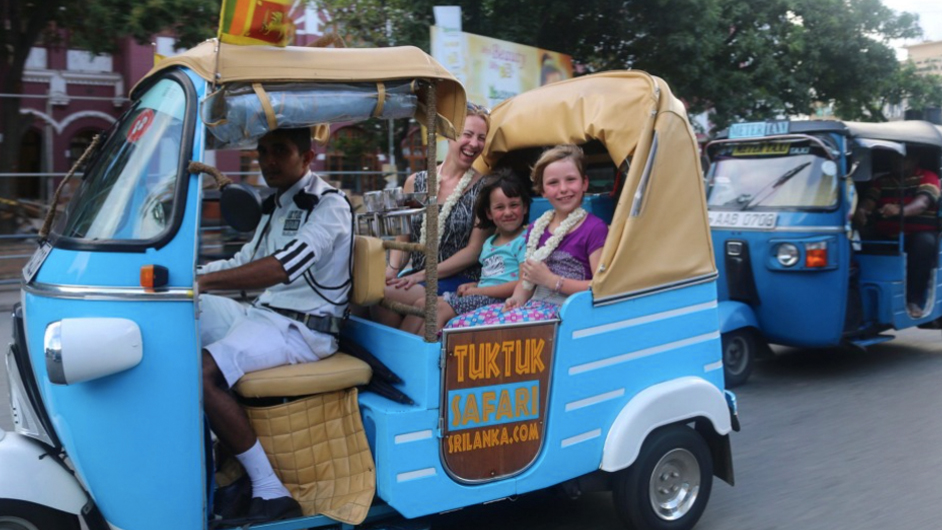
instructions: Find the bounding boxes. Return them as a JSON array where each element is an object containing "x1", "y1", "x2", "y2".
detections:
[{"x1": 441, "y1": 322, "x2": 555, "y2": 482}]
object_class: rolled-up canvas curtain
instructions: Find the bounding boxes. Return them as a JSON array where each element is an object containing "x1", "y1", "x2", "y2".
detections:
[{"x1": 202, "y1": 81, "x2": 417, "y2": 148}]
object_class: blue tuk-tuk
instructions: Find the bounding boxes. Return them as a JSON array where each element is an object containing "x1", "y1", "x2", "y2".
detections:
[
  {"x1": 706, "y1": 119, "x2": 942, "y2": 386},
  {"x1": 2, "y1": 41, "x2": 736, "y2": 530}
]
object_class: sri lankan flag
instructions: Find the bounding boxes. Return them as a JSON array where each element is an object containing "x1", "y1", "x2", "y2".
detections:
[{"x1": 218, "y1": 0, "x2": 295, "y2": 47}]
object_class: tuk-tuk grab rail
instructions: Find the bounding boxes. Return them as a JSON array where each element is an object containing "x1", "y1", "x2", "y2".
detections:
[
  {"x1": 705, "y1": 134, "x2": 839, "y2": 162},
  {"x1": 421, "y1": 81, "x2": 440, "y2": 342}
]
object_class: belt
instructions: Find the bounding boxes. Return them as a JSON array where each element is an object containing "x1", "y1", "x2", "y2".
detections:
[{"x1": 265, "y1": 306, "x2": 342, "y2": 336}]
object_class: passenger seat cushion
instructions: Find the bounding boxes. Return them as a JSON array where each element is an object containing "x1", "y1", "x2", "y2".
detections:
[
  {"x1": 352, "y1": 236, "x2": 385, "y2": 306},
  {"x1": 234, "y1": 353, "x2": 372, "y2": 398},
  {"x1": 245, "y1": 388, "x2": 375, "y2": 524}
]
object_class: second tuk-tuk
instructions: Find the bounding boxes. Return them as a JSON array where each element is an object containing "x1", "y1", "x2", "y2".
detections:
[
  {"x1": 706, "y1": 119, "x2": 942, "y2": 386},
  {"x1": 2, "y1": 40, "x2": 736, "y2": 530}
]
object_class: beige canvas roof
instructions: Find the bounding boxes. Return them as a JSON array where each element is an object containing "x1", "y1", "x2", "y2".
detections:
[
  {"x1": 137, "y1": 40, "x2": 467, "y2": 138},
  {"x1": 476, "y1": 71, "x2": 716, "y2": 302}
]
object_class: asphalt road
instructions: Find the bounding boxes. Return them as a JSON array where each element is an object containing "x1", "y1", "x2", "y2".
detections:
[
  {"x1": 436, "y1": 329, "x2": 942, "y2": 530},
  {"x1": 2, "y1": 294, "x2": 941, "y2": 530}
]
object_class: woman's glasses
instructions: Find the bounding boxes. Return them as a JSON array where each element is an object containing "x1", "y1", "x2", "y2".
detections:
[{"x1": 466, "y1": 102, "x2": 491, "y2": 116}]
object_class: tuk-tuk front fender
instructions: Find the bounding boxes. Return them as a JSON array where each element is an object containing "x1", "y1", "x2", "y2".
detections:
[
  {"x1": 600, "y1": 377, "x2": 732, "y2": 472},
  {"x1": 0, "y1": 429, "x2": 87, "y2": 514},
  {"x1": 717, "y1": 300, "x2": 758, "y2": 334}
]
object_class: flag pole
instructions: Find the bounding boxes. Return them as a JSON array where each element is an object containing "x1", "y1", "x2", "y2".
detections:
[
  {"x1": 213, "y1": 0, "x2": 227, "y2": 92},
  {"x1": 212, "y1": 37, "x2": 222, "y2": 92}
]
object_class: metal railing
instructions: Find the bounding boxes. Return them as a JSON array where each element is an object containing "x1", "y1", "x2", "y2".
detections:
[{"x1": 0, "y1": 169, "x2": 413, "y2": 287}]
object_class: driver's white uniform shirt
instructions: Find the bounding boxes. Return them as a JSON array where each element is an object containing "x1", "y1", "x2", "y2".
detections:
[{"x1": 198, "y1": 172, "x2": 353, "y2": 386}]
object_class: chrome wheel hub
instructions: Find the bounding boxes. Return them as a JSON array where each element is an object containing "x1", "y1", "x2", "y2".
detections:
[{"x1": 648, "y1": 448, "x2": 701, "y2": 521}]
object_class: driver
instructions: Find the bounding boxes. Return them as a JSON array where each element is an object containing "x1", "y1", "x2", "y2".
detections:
[
  {"x1": 197, "y1": 127, "x2": 353, "y2": 524},
  {"x1": 854, "y1": 152, "x2": 940, "y2": 315}
]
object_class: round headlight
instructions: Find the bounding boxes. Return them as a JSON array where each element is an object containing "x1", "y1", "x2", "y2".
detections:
[
  {"x1": 44, "y1": 321, "x2": 65, "y2": 384},
  {"x1": 776, "y1": 243, "x2": 800, "y2": 267}
]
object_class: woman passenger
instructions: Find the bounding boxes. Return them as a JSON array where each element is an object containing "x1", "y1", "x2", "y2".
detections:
[{"x1": 371, "y1": 103, "x2": 492, "y2": 328}]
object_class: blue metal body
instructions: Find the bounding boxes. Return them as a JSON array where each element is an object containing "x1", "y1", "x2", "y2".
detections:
[{"x1": 346, "y1": 281, "x2": 722, "y2": 519}]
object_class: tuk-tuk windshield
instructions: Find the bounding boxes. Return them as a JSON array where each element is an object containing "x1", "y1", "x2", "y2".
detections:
[
  {"x1": 706, "y1": 140, "x2": 839, "y2": 211},
  {"x1": 54, "y1": 78, "x2": 188, "y2": 243}
]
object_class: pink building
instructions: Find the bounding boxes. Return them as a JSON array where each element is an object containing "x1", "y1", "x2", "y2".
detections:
[{"x1": 13, "y1": 7, "x2": 408, "y2": 203}]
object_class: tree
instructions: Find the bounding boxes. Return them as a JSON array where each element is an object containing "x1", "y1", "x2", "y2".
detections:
[
  {"x1": 873, "y1": 62, "x2": 942, "y2": 119},
  {"x1": 0, "y1": 0, "x2": 217, "y2": 183},
  {"x1": 318, "y1": 0, "x2": 927, "y2": 130}
]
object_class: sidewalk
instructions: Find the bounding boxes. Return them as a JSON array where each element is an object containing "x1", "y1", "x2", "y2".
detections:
[{"x1": 0, "y1": 286, "x2": 20, "y2": 312}]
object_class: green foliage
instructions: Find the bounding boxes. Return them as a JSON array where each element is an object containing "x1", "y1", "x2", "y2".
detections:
[
  {"x1": 319, "y1": 0, "x2": 934, "y2": 131},
  {"x1": 61, "y1": 0, "x2": 218, "y2": 53}
]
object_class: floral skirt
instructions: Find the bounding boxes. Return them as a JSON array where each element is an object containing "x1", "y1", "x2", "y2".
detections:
[
  {"x1": 442, "y1": 292, "x2": 503, "y2": 315},
  {"x1": 446, "y1": 299, "x2": 561, "y2": 329}
]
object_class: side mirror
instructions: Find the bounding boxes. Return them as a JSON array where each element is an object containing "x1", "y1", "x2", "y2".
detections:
[
  {"x1": 220, "y1": 183, "x2": 263, "y2": 232},
  {"x1": 849, "y1": 146, "x2": 872, "y2": 182}
]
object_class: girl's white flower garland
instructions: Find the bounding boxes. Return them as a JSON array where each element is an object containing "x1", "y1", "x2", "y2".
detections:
[
  {"x1": 522, "y1": 207, "x2": 587, "y2": 290},
  {"x1": 418, "y1": 167, "x2": 475, "y2": 246}
]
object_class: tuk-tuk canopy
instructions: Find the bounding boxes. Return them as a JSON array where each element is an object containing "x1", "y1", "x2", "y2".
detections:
[
  {"x1": 476, "y1": 71, "x2": 716, "y2": 302},
  {"x1": 137, "y1": 40, "x2": 467, "y2": 139},
  {"x1": 845, "y1": 120, "x2": 942, "y2": 148}
]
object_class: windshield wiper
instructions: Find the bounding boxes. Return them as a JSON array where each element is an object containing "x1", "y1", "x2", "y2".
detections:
[{"x1": 739, "y1": 161, "x2": 812, "y2": 211}]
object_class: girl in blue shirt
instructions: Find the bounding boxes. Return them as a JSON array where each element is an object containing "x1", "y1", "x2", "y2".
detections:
[{"x1": 401, "y1": 169, "x2": 531, "y2": 334}]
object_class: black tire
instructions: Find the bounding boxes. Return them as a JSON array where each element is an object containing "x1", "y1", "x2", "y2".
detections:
[
  {"x1": 613, "y1": 425, "x2": 713, "y2": 530},
  {"x1": 721, "y1": 329, "x2": 755, "y2": 388},
  {"x1": 0, "y1": 500, "x2": 81, "y2": 530}
]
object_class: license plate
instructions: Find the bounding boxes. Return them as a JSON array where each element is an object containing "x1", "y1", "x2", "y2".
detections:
[
  {"x1": 21, "y1": 241, "x2": 52, "y2": 283},
  {"x1": 708, "y1": 211, "x2": 778, "y2": 230}
]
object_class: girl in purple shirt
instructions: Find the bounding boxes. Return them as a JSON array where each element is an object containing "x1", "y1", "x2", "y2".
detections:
[{"x1": 448, "y1": 145, "x2": 608, "y2": 328}]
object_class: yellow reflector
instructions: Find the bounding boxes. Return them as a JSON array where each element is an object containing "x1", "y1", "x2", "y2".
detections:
[{"x1": 140, "y1": 265, "x2": 169, "y2": 289}]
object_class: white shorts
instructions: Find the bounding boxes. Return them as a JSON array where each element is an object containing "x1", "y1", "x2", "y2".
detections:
[{"x1": 199, "y1": 294, "x2": 337, "y2": 387}]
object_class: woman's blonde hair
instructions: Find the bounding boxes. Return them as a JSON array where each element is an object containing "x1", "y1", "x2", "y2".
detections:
[{"x1": 530, "y1": 144, "x2": 585, "y2": 195}]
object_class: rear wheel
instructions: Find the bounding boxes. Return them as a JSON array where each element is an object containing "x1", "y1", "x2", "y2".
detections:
[
  {"x1": 0, "y1": 500, "x2": 81, "y2": 530},
  {"x1": 721, "y1": 329, "x2": 756, "y2": 388},
  {"x1": 613, "y1": 425, "x2": 713, "y2": 530}
]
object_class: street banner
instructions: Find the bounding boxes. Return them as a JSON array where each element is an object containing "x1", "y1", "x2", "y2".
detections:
[
  {"x1": 430, "y1": 26, "x2": 573, "y2": 110},
  {"x1": 430, "y1": 25, "x2": 573, "y2": 161},
  {"x1": 218, "y1": 0, "x2": 295, "y2": 47}
]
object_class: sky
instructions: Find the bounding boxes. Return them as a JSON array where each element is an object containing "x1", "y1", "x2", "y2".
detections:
[{"x1": 881, "y1": 0, "x2": 942, "y2": 58}]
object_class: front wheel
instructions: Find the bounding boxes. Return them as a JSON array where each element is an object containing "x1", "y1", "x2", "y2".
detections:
[
  {"x1": 612, "y1": 425, "x2": 713, "y2": 530},
  {"x1": 721, "y1": 329, "x2": 756, "y2": 388},
  {"x1": 0, "y1": 500, "x2": 81, "y2": 530}
]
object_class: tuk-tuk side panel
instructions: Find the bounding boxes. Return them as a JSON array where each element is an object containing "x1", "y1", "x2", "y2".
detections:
[
  {"x1": 712, "y1": 222, "x2": 850, "y2": 347},
  {"x1": 343, "y1": 318, "x2": 441, "y2": 409},
  {"x1": 23, "y1": 294, "x2": 203, "y2": 530},
  {"x1": 857, "y1": 253, "x2": 904, "y2": 326},
  {"x1": 359, "y1": 395, "x2": 517, "y2": 518},
  {"x1": 515, "y1": 282, "x2": 724, "y2": 495},
  {"x1": 342, "y1": 319, "x2": 519, "y2": 518}
]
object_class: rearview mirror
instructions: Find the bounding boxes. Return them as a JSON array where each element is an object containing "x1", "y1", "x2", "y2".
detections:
[
  {"x1": 220, "y1": 183, "x2": 263, "y2": 232},
  {"x1": 848, "y1": 146, "x2": 871, "y2": 182}
]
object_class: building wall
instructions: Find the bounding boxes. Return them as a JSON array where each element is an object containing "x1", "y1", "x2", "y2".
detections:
[
  {"x1": 14, "y1": 6, "x2": 400, "y2": 202},
  {"x1": 906, "y1": 40, "x2": 942, "y2": 77}
]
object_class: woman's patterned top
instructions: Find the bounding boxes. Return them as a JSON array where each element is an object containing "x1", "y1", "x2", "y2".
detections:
[{"x1": 408, "y1": 170, "x2": 485, "y2": 280}]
